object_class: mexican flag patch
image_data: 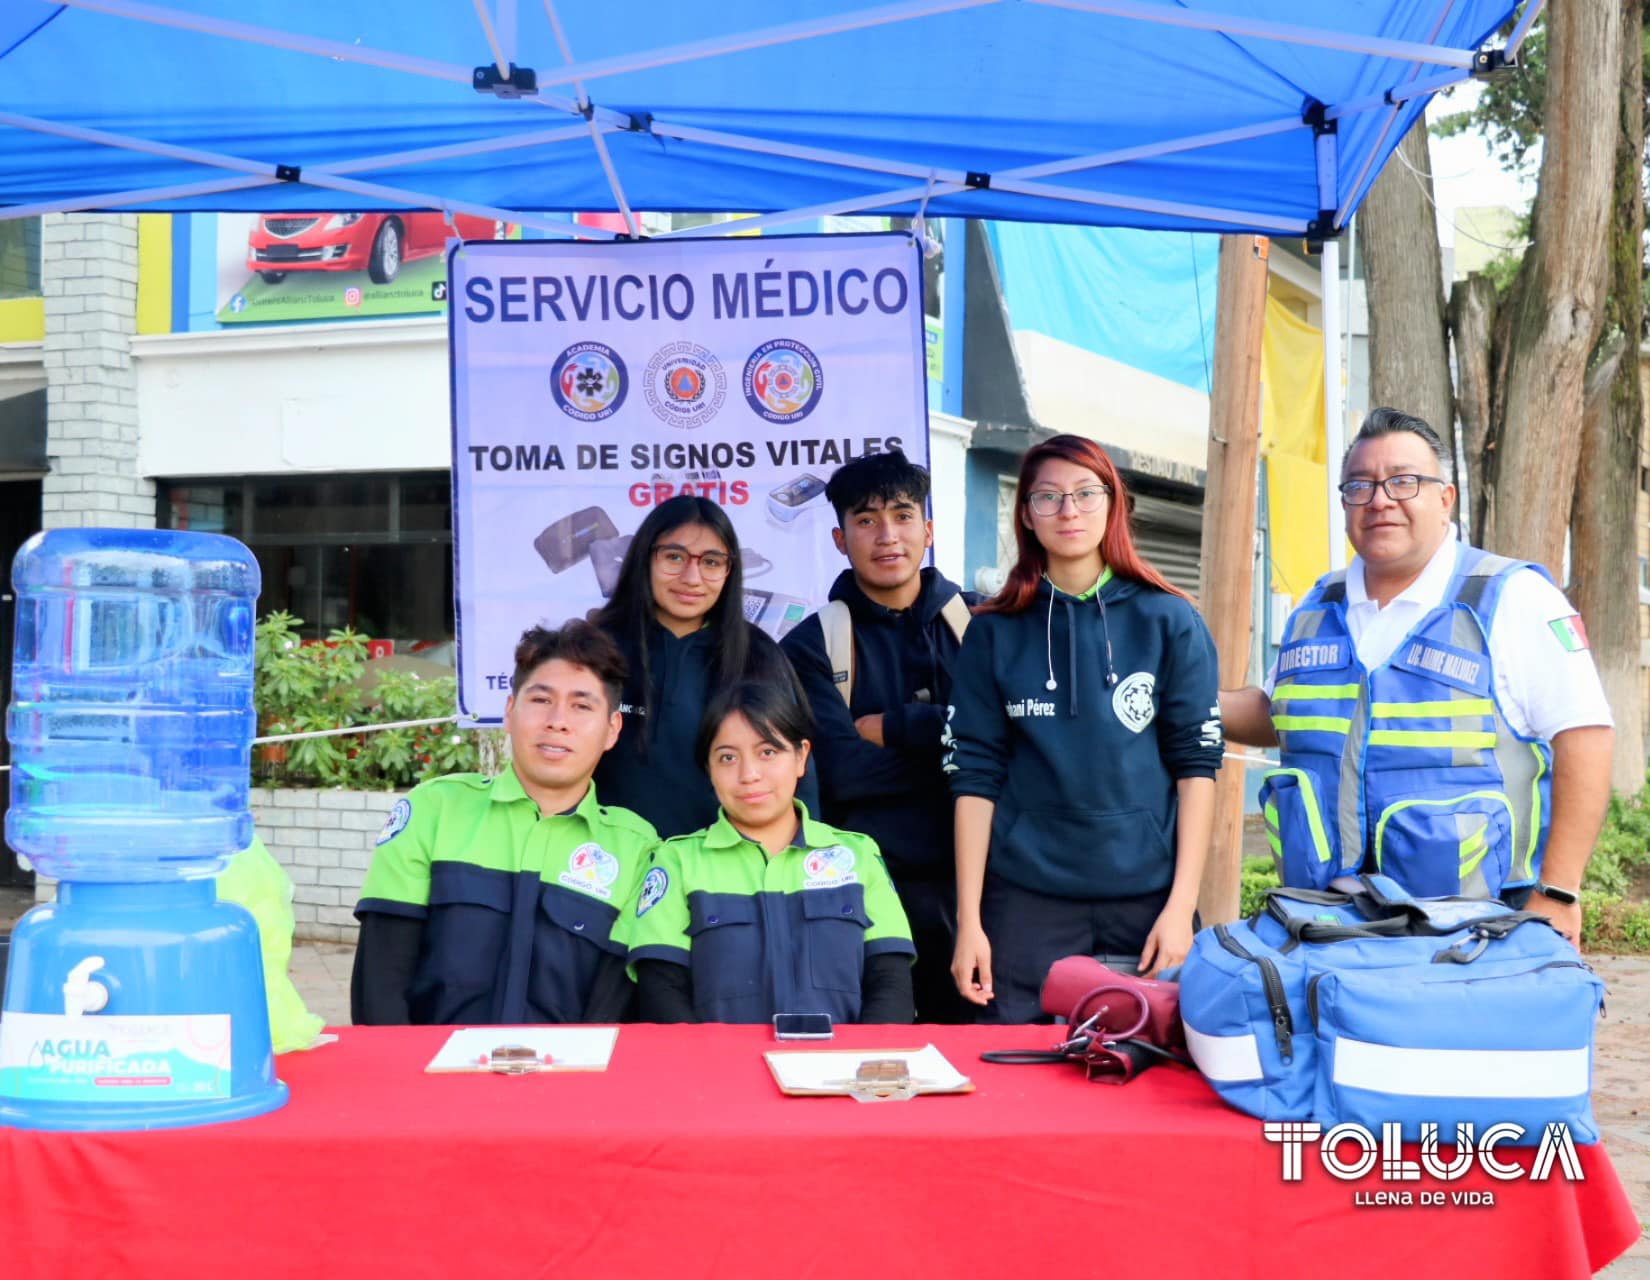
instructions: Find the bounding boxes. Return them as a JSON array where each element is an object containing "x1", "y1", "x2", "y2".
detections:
[{"x1": 1549, "y1": 614, "x2": 1589, "y2": 652}]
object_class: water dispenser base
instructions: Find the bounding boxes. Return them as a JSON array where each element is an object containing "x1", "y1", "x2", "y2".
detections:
[{"x1": 0, "y1": 880, "x2": 289, "y2": 1131}]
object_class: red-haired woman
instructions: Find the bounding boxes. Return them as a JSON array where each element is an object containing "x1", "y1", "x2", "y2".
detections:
[{"x1": 943, "y1": 435, "x2": 1222, "y2": 1022}]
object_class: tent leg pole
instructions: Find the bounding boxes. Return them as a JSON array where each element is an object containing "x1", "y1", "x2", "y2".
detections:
[
  {"x1": 1321, "y1": 238, "x2": 1346, "y2": 571},
  {"x1": 1197, "y1": 233, "x2": 1269, "y2": 926}
]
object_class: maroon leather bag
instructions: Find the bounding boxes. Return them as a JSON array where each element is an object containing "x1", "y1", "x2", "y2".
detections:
[
  {"x1": 1039, "y1": 955, "x2": 1186, "y2": 1050},
  {"x1": 980, "y1": 956, "x2": 1189, "y2": 1084}
]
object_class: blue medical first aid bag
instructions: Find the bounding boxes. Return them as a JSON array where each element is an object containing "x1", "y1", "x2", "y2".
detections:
[{"x1": 1178, "y1": 875, "x2": 1603, "y2": 1143}]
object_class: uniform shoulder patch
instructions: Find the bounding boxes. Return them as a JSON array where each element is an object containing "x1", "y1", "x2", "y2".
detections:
[
  {"x1": 1548, "y1": 614, "x2": 1589, "y2": 653},
  {"x1": 1111, "y1": 671, "x2": 1157, "y2": 733},
  {"x1": 375, "y1": 798, "x2": 413, "y2": 846},
  {"x1": 636, "y1": 866, "x2": 669, "y2": 917}
]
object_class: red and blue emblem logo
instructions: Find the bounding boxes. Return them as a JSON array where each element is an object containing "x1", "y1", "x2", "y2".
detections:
[{"x1": 743, "y1": 338, "x2": 823, "y2": 424}]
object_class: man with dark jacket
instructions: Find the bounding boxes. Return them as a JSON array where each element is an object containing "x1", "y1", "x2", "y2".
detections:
[{"x1": 782, "y1": 450, "x2": 975, "y2": 1022}]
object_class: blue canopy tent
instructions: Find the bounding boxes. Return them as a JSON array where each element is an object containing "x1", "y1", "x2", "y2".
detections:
[{"x1": 0, "y1": 0, "x2": 1540, "y2": 548}]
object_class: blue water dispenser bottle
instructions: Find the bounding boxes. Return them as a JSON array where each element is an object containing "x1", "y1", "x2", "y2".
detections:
[{"x1": 0, "y1": 528, "x2": 287, "y2": 1129}]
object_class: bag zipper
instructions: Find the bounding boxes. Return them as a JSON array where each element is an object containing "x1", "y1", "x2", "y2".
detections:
[{"x1": 1215, "y1": 924, "x2": 1293, "y2": 1063}]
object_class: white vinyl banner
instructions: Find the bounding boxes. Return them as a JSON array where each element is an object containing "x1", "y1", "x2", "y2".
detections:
[{"x1": 449, "y1": 233, "x2": 929, "y2": 722}]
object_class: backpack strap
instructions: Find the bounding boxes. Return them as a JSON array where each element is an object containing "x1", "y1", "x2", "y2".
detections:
[
  {"x1": 820, "y1": 599, "x2": 854, "y2": 706},
  {"x1": 939, "y1": 594, "x2": 972, "y2": 643}
]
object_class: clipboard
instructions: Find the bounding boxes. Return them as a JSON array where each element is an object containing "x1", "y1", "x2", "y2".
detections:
[{"x1": 763, "y1": 1043, "x2": 974, "y2": 1101}]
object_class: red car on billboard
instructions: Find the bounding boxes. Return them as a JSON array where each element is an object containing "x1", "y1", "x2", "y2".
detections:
[{"x1": 246, "y1": 212, "x2": 506, "y2": 286}]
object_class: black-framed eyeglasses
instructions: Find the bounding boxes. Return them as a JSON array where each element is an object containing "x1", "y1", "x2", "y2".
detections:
[
  {"x1": 1338, "y1": 474, "x2": 1448, "y2": 506},
  {"x1": 652, "y1": 543, "x2": 734, "y2": 579},
  {"x1": 1025, "y1": 485, "x2": 1112, "y2": 517}
]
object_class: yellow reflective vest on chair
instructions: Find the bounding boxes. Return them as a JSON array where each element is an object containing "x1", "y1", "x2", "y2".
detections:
[{"x1": 1263, "y1": 545, "x2": 1552, "y2": 899}]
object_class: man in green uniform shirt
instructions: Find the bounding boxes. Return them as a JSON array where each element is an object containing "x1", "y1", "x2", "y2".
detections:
[{"x1": 351, "y1": 621, "x2": 658, "y2": 1025}]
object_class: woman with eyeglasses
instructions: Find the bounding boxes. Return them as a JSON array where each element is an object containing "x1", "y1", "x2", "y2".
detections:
[
  {"x1": 591, "y1": 494, "x2": 817, "y2": 837},
  {"x1": 944, "y1": 435, "x2": 1223, "y2": 1023}
]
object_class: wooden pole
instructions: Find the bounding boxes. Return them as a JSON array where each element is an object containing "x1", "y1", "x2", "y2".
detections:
[{"x1": 1196, "y1": 234, "x2": 1268, "y2": 925}]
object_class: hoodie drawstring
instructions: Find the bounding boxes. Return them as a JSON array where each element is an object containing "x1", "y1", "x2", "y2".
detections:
[
  {"x1": 1042, "y1": 579, "x2": 1120, "y2": 717},
  {"x1": 1096, "y1": 590, "x2": 1120, "y2": 690},
  {"x1": 1043, "y1": 588, "x2": 1058, "y2": 693}
]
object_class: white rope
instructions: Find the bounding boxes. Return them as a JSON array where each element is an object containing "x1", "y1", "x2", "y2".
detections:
[{"x1": 252, "y1": 716, "x2": 460, "y2": 746}]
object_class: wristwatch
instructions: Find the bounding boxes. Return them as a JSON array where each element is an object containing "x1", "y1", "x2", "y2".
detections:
[{"x1": 1534, "y1": 882, "x2": 1580, "y2": 906}]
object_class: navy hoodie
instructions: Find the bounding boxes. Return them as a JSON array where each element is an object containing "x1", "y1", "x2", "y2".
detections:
[
  {"x1": 594, "y1": 619, "x2": 818, "y2": 839},
  {"x1": 781, "y1": 567, "x2": 972, "y2": 882},
  {"x1": 943, "y1": 574, "x2": 1222, "y2": 899}
]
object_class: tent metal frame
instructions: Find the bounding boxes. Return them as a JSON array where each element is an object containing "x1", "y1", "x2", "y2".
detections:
[{"x1": 3, "y1": 0, "x2": 1541, "y2": 563}]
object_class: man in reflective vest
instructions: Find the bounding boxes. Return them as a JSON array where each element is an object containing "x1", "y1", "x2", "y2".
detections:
[{"x1": 1222, "y1": 409, "x2": 1613, "y2": 945}]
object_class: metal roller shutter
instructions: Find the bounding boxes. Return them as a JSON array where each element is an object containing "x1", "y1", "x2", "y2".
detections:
[{"x1": 1128, "y1": 491, "x2": 1204, "y2": 598}]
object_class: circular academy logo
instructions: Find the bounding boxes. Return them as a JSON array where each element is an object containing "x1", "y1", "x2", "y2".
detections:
[
  {"x1": 644, "y1": 341, "x2": 727, "y2": 430},
  {"x1": 743, "y1": 338, "x2": 823, "y2": 424},
  {"x1": 551, "y1": 342, "x2": 628, "y2": 422}
]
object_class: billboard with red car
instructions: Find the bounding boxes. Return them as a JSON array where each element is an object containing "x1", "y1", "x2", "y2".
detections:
[{"x1": 216, "y1": 212, "x2": 515, "y2": 324}]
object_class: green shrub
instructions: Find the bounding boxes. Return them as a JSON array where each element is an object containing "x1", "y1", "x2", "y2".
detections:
[
  {"x1": 254, "y1": 611, "x2": 484, "y2": 790},
  {"x1": 1238, "y1": 856, "x2": 1281, "y2": 919},
  {"x1": 1583, "y1": 785, "x2": 1650, "y2": 897},
  {"x1": 1581, "y1": 891, "x2": 1650, "y2": 954}
]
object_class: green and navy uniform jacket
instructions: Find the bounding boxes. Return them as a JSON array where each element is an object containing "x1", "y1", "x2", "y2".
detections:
[
  {"x1": 355, "y1": 771, "x2": 657, "y2": 1024},
  {"x1": 1266, "y1": 543, "x2": 1552, "y2": 899},
  {"x1": 943, "y1": 571, "x2": 1223, "y2": 899},
  {"x1": 619, "y1": 804, "x2": 915, "y2": 1024}
]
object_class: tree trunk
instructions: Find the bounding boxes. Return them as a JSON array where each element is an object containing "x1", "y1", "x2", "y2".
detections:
[
  {"x1": 1567, "y1": 0, "x2": 1645, "y2": 795},
  {"x1": 1449, "y1": 274, "x2": 1498, "y2": 539},
  {"x1": 1361, "y1": 125, "x2": 1456, "y2": 455},
  {"x1": 1480, "y1": 0, "x2": 1623, "y2": 577}
]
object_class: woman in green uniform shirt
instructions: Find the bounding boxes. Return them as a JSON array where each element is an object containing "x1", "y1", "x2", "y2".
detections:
[{"x1": 623, "y1": 680, "x2": 915, "y2": 1024}]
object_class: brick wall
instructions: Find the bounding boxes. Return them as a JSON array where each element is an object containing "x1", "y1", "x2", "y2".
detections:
[
  {"x1": 250, "y1": 788, "x2": 407, "y2": 943},
  {"x1": 40, "y1": 213, "x2": 155, "y2": 530}
]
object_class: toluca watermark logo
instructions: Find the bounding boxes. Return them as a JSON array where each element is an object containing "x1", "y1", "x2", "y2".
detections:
[{"x1": 1265, "y1": 1121, "x2": 1584, "y2": 1207}]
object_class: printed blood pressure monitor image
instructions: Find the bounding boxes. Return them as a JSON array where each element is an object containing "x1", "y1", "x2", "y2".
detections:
[
  {"x1": 743, "y1": 589, "x2": 812, "y2": 640},
  {"x1": 587, "y1": 534, "x2": 634, "y2": 598},
  {"x1": 535, "y1": 506, "x2": 620, "y2": 574},
  {"x1": 766, "y1": 473, "x2": 827, "y2": 523}
]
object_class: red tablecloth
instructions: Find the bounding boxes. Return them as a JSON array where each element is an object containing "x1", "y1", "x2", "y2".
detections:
[{"x1": 0, "y1": 1024, "x2": 1637, "y2": 1279}]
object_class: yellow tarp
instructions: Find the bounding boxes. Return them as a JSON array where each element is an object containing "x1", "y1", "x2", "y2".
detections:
[{"x1": 1260, "y1": 293, "x2": 1328, "y2": 603}]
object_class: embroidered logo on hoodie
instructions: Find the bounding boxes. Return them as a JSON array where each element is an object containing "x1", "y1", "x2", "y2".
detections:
[{"x1": 1112, "y1": 672, "x2": 1157, "y2": 733}]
